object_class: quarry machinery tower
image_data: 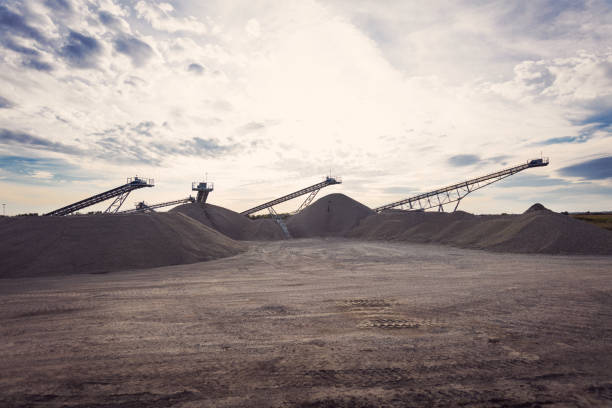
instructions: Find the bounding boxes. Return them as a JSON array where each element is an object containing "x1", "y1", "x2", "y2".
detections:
[
  {"x1": 44, "y1": 176, "x2": 154, "y2": 216},
  {"x1": 192, "y1": 180, "x2": 214, "y2": 204},
  {"x1": 121, "y1": 180, "x2": 212, "y2": 214},
  {"x1": 374, "y1": 158, "x2": 549, "y2": 213}
]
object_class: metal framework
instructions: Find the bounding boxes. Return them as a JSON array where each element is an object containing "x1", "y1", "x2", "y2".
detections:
[
  {"x1": 192, "y1": 181, "x2": 214, "y2": 203},
  {"x1": 44, "y1": 177, "x2": 154, "y2": 216},
  {"x1": 374, "y1": 158, "x2": 550, "y2": 213},
  {"x1": 292, "y1": 189, "x2": 321, "y2": 214},
  {"x1": 268, "y1": 206, "x2": 291, "y2": 239},
  {"x1": 240, "y1": 176, "x2": 342, "y2": 216},
  {"x1": 120, "y1": 197, "x2": 195, "y2": 214}
]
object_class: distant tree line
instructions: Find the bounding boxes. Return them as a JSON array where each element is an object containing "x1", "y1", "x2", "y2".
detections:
[
  {"x1": 248, "y1": 212, "x2": 291, "y2": 220},
  {"x1": 13, "y1": 211, "x2": 106, "y2": 217}
]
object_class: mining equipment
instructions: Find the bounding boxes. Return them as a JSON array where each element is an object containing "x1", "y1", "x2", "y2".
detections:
[
  {"x1": 121, "y1": 178, "x2": 213, "y2": 214},
  {"x1": 44, "y1": 176, "x2": 154, "y2": 216},
  {"x1": 192, "y1": 180, "x2": 214, "y2": 203},
  {"x1": 120, "y1": 197, "x2": 196, "y2": 214},
  {"x1": 240, "y1": 176, "x2": 341, "y2": 216},
  {"x1": 374, "y1": 158, "x2": 550, "y2": 213},
  {"x1": 240, "y1": 176, "x2": 342, "y2": 238}
]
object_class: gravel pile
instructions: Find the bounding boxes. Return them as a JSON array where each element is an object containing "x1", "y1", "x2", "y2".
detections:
[
  {"x1": 285, "y1": 193, "x2": 374, "y2": 237},
  {"x1": 172, "y1": 203, "x2": 285, "y2": 240},
  {"x1": 0, "y1": 212, "x2": 245, "y2": 278},
  {"x1": 348, "y1": 204, "x2": 612, "y2": 255},
  {"x1": 524, "y1": 203, "x2": 549, "y2": 213},
  {"x1": 4, "y1": 196, "x2": 608, "y2": 279}
]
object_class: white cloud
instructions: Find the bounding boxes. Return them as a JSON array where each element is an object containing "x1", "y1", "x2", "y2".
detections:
[
  {"x1": 134, "y1": 1, "x2": 207, "y2": 35},
  {"x1": 488, "y1": 52, "x2": 612, "y2": 105},
  {"x1": 245, "y1": 18, "x2": 260, "y2": 38},
  {"x1": 31, "y1": 170, "x2": 53, "y2": 179},
  {"x1": 0, "y1": 0, "x2": 610, "y2": 215}
]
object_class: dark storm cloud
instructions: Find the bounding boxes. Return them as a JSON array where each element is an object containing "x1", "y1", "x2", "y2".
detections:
[
  {"x1": 0, "y1": 5, "x2": 47, "y2": 44},
  {"x1": 488, "y1": 155, "x2": 511, "y2": 166},
  {"x1": 151, "y1": 137, "x2": 240, "y2": 158},
  {"x1": 559, "y1": 156, "x2": 612, "y2": 180},
  {"x1": 497, "y1": 0, "x2": 587, "y2": 39},
  {"x1": 0, "y1": 95, "x2": 14, "y2": 109},
  {"x1": 0, "y1": 128, "x2": 81, "y2": 155},
  {"x1": 98, "y1": 10, "x2": 121, "y2": 28},
  {"x1": 0, "y1": 155, "x2": 86, "y2": 183},
  {"x1": 448, "y1": 154, "x2": 480, "y2": 167},
  {"x1": 532, "y1": 0, "x2": 586, "y2": 23},
  {"x1": 94, "y1": 136, "x2": 159, "y2": 165},
  {"x1": 131, "y1": 121, "x2": 154, "y2": 137},
  {"x1": 538, "y1": 136, "x2": 586, "y2": 145},
  {"x1": 124, "y1": 75, "x2": 146, "y2": 87},
  {"x1": 540, "y1": 108, "x2": 612, "y2": 145},
  {"x1": 113, "y1": 35, "x2": 153, "y2": 67},
  {"x1": 0, "y1": 4, "x2": 50, "y2": 62},
  {"x1": 577, "y1": 108, "x2": 612, "y2": 127},
  {"x1": 88, "y1": 121, "x2": 243, "y2": 165},
  {"x1": 22, "y1": 58, "x2": 53, "y2": 72},
  {"x1": 93, "y1": 136, "x2": 239, "y2": 165},
  {"x1": 574, "y1": 108, "x2": 612, "y2": 138},
  {"x1": 44, "y1": 0, "x2": 72, "y2": 13},
  {"x1": 60, "y1": 31, "x2": 102, "y2": 68},
  {"x1": 186, "y1": 137, "x2": 237, "y2": 156},
  {"x1": 187, "y1": 63, "x2": 204, "y2": 74},
  {"x1": 3, "y1": 37, "x2": 39, "y2": 56}
]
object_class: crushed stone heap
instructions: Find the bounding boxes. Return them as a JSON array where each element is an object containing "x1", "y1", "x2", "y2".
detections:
[
  {"x1": 348, "y1": 204, "x2": 612, "y2": 255},
  {"x1": 171, "y1": 203, "x2": 285, "y2": 241},
  {"x1": 0, "y1": 212, "x2": 245, "y2": 278},
  {"x1": 286, "y1": 193, "x2": 374, "y2": 238}
]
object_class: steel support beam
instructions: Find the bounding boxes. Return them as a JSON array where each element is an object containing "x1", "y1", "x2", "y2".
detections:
[
  {"x1": 105, "y1": 190, "x2": 132, "y2": 213},
  {"x1": 120, "y1": 197, "x2": 195, "y2": 214},
  {"x1": 292, "y1": 189, "x2": 321, "y2": 214},
  {"x1": 241, "y1": 176, "x2": 341, "y2": 216},
  {"x1": 268, "y1": 206, "x2": 291, "y2": 239},
  {"x1": 374, "y1": 158, "x2": 549, "y2": 213},
  {"x1": 44, "y1": 177, "x2": 154, "y2": 216}
]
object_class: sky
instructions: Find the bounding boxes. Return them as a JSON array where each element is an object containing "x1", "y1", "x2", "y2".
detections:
[{"x1": 0, "y1": 0, "x2": 611, "y2": 216}]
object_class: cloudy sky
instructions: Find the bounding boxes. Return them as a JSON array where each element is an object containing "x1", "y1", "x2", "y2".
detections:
[{"x1": 0, "y1": 0, "x2": 611, "y2": 215}]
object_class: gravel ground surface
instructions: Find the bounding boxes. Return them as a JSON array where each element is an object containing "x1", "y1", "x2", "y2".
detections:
[{"x1": 1, "y1": 238, "x2": 612, "y2": 407}]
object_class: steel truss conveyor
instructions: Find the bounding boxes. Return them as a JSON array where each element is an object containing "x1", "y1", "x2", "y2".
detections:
[
  {"x1": 374, "y1": 158, "x2": 549, "y2": 213},
  {"x1": 120, "y1": 197, "x2": 195, "y2": 214},
  {"x1": 44, "y1": 176, "x2": 154, "y2": 216},
  {"x1": 240, "y1": 176, "x2": 342, "y2": 216}
]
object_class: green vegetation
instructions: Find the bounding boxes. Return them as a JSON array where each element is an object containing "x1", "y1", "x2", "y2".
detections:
[
  {"x1": 248, "y1": 213, "x2": 290, "y2": 220},
  {"x1": 571, "y1": 214, "x2": 612, "y2": 231}
]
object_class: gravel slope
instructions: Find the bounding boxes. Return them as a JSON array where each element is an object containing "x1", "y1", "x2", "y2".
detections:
[
  {"x1": 286, "y1": 193, "x2": 374, "y2": 237},
  {"x1": 348, "y1": 205, "x2": 612, "y2": 255},
  {"x1": 0, "y1": 212, "x2": 245, "y2": 278},
  {"x1": 172, "y1": 203, "x2": 285, "y2": 240}
]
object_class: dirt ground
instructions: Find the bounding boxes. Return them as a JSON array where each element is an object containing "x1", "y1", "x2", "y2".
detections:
[{"x1": 1, "y1": 239, "x2": 612, "y2": 407}]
